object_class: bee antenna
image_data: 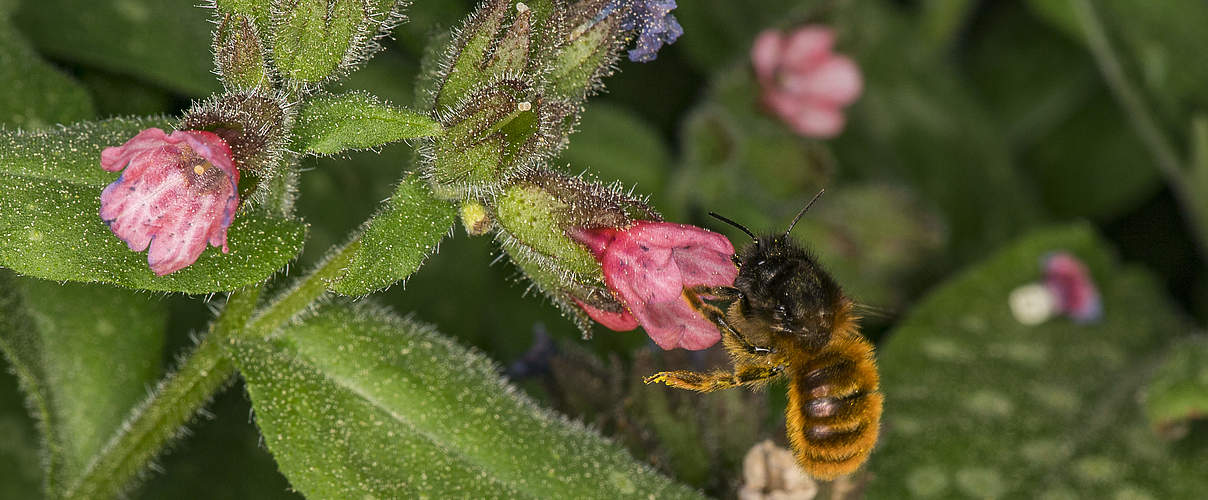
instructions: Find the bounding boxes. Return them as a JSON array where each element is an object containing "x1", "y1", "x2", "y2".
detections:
[
  {"x1": 709, "y1": 212, "x2": 757, "y2": 241},
  {"x1": 785, "y1": 189, "x2": 825, "y2": 236}
]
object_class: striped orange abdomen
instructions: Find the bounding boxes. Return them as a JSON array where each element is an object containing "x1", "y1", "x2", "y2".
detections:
[{"x1": 784, "y1": 330, "x2": 883, "y2": 480}]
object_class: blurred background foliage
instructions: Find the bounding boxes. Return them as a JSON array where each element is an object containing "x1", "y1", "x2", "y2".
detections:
[{"x1": 1, "y1": 0, "x2": 1207, "y2": 498}]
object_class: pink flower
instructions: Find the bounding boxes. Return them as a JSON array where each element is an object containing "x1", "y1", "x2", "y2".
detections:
[
  {"x1": 1043, "y1": 252, "x2": 1102, "y2": 323},
  {"x1": 99, "y1": 128, "x2": 240, "y2": 276},
  {"x1": 569, "y1": 221, "x2": 739, "y2": 350},
  {"x1": 751, "y1": 26, "x2": 862, "y2": 138}
]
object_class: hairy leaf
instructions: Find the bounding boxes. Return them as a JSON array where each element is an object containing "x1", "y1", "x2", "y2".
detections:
[
  {"x1": 0, "y1": 271, "x2": 167, "y2": 496},
  {"x1": 294, "y1": 92, "x2": 442, "y2": 154},
  {"x1": 870, "y1": 223, "x2": 1206, "y2": 498},
  {"x1": 233, "y1": 302, "x2": 702, "y2": 499},
  {"x1": 13, "y1": 0, "x2": 217, "y2": 96},
  {"x1": 328, "y1": 174, "x2": 455, "y2": 295},
  {"x1": 0, "y1": 118, "x2": 307, "y2": 293}
]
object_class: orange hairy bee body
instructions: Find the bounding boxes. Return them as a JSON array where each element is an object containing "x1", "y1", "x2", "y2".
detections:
[{"x1": 644, "y1": 194, "x2": 883, "y2": 480}]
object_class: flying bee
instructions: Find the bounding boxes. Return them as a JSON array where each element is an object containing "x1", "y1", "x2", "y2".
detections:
[{"x1": 643, "y1": 190, "x2": 883, "y2": 480}]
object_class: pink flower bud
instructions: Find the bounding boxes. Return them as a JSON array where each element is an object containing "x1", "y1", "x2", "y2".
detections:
[
  {"x1": 1043, "y1": 252, "x2": 1102, "y2": 323},
  {"x1": 99, "y1": 128, "x2": 240, "y2": 276},
  {"x1": 751, "y1": 26, "x2": 862, "y2": 138},
  {"x1": 570, "y1": 221, "x2": 739, "y2": 350}
]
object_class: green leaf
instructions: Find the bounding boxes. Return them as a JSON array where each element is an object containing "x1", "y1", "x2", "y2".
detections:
[
  {"x1": 870, "y1": 223, "x2": 1206, "y2": 498},
  {"x1": 328, "y1": 174, "x2": 455, "y2": 295},
  {"x1": 294, "y1": 92, "x2": 443, "y2": 155},
  {"x1": 0, "y1": 118, "x2": 307, "y2": 293},
  {"x1": 1142, "y1": 336, "x2": 1208, "y2": 439},
  {"x1": 233, "y1": 302, "x2": 702, "y2": 499},
  {"x1": 0, "y1": 10, "x2": 93, "y2": 129},
  {"x1": 13, "y1": 0, "x2": 218, "y2": 96},
  {"x1": 272, "y1": 0, "x2": 365, "y2": 84},
  {"x1": 0, "y1": 271, "x2": 168, "y2": 496},
  {"x1": 967, "y1": 3, "x2": 1157, "y2": 220}
]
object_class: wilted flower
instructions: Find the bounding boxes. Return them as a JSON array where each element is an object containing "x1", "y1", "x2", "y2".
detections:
[
  {"x1": 570, "y1": 221, "x2": 738, "y2": 350},
  {"x1": 99, "y1": 128, "x2": 239, "y2": 276},
  {"x1": 751, "y1": 26, "x2": 862, "y2": 138},
  {"x1": 600, "y1": 0, "x2": 683, "y2": 62},
  {"x1": 739, "y1": 440, "x2": 818, "y2": 500}
]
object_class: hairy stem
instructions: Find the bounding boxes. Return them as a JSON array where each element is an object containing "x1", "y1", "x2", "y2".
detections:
[
  {"x1": 1072, "y1": 0, "x2": 1208, "y2": 258},
  {"x1": 60, "y1": 287, "x2": 262, "y2": 500},
  {"x1": 61, "y1": 239, "x2": 360, "y2": 499},
  {"x1": 245, "y1": 239, "x2": 360, "y2": 337}
]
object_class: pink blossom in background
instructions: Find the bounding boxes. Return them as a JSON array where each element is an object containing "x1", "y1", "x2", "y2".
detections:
[
  {"x1": 1043, "y1": 252, "x2": 1102, "y2": 323},
  {"x1": 100, "y1": 128, "x2": 240, "y2": 276},
  {"x1": 570, "y1": 221, "x2": 738, "y2": 350},
  {"x1": 751, "y1": 26, "x2": 863, "y2": 138}
]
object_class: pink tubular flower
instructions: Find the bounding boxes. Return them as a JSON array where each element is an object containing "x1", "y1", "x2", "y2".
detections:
[
  {"x1": 99, "y1": 128, "x2": 240, "y2": 276},
  {"x1": 569, "y1": 221, "x2": 739, "y2": 350},
  {"x1": 751, "y1": 26, "x2": 862, "y2": 138}
]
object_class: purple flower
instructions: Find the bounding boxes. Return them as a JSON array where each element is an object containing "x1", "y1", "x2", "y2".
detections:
[
  {"x1": 99, "y1": 128, "x2": 240, "y2": 276},
  {"x1": 601, "y1": 0, "x2": 683, "y2": 62}
]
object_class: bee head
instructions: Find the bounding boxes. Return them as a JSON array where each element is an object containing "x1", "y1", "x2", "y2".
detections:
[
  {"x1": 733, "y1": 235, "x2": 843, "y2": 343},
  {"x1": 711, "y1": 190, "x2": 841, "y2": 346}
]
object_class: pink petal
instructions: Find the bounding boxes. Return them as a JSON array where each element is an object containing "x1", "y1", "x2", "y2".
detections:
[
  {"x1": 603, "y1": 237, "x2": 684, "y2": 307},
  {"x1": 786, "y1": 103, "x2": 846, "y2": 139},
  {"x1": 583, "y1": 220, "x2": 737, "y2": 351},
  {"x1": 637, "y1": 298, "x2": 722, "y2": 350},
  {"x1": 99, "y1": 129, "x2": 239, "y2": 276},
  {"x1": 100, "y1": 128, "x2": 170, "y2": 172},
  {"x1": 781, "y1": 56, "x2": 863, "y2": 105},
  {"x1": 625, "y1": 221, "x2": 736, "y2": 257},
  {"x1": 781, "y1": 26, "x2": 835, "y2": 71},
  {"x1": 751, "y1": 30, "x2": 785, "y2": 83},
  {"x1": 567, "y1": 226, "x2": 618, "y2": 257},
  {"x1": 673, "y1": 243, "x2": 739, "y2": 287},
  {"x1": 572, "y1": 297, "x2": 639, "y2": 331}
]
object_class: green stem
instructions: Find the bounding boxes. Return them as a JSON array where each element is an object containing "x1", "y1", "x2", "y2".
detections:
[
  {"x1": 60, "y1": 287, "x2": 261, "y2": 500},
  {"x1": 245, "y1": 239, "x2": 359, "y2": 338},
  {"x1": 61, "y1": 238, "x2": 361, "y2": 499},
  {"x1": 1072, "y1": 0, "x2": 1208, "y2": 258}
]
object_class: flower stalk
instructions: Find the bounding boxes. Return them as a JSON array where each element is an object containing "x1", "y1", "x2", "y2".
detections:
[{"x1": 60, "y1": 287, "x2": 261, "y2": 500}]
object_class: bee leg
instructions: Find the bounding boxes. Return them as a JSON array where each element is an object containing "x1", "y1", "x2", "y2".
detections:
[
  {"x1": 683, "y1": 285, "x2": 774, "y2": 356},
  {"x1": 644, "y1": 364, "x2": 785, "y2": 392}
]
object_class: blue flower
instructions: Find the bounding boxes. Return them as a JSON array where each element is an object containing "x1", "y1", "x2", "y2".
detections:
[{"x1": 600, "y1": 0, "x2": 683, "y2": 62}]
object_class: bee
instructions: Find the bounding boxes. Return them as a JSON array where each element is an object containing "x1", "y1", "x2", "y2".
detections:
[{"x1": 643, "y1": 191, "x2": 883, "y2": 480}]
